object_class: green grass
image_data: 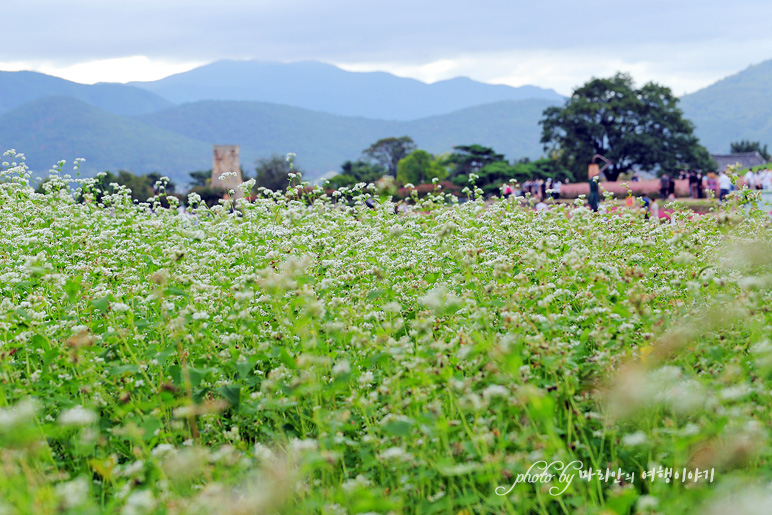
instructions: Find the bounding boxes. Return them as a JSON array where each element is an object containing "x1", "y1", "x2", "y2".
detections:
[{"x1": 2, "y1": 153, "x2": 772, "y2": 514}]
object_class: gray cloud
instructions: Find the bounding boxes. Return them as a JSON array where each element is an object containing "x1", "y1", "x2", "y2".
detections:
[{"x1": 3, "y1": 0, "x2": 772, "y2": 93}]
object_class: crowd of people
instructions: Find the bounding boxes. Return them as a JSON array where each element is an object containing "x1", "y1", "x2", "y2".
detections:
[
  {"x1": 502, "y1": 177, "x2": 563, "y2": 200},
  {"x1": 496, "y1": 166, "x2": 771, "y2": 215},
  {"x1": 658, "y1": 167, "x2": 772, "y2": 202},
  {"x1": 743, "y1": 167, "x2": 772, "y2": 191}
]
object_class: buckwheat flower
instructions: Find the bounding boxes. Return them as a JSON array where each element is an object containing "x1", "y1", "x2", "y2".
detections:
[
  {"x1": 254, "y1": 442, "x2": 274, "y2": 462},
  {"x1": 358, "y1": 371, "x2": 374, "y2": 386},
  {"x1": 680, "y1": 423, "x2": 700, "y2": 436},
  {"x1": 122, "y1": 489, "x2": 155, "y2": 515},
  {"x1": 621, "y1": 430, "x2": 648, "y2": 447},
  {"x1": 378, "y1": 446, "x2": 413, "y2": 463},
  {"x1": 419, "y1": 286, "x2": 446, "y2": 310},
  {"x1": 720, "y1": 384, "x2": 752, "y2": 401},
  {"x1": 332, "y1": 360, "x2": 350, "y2": 375},
  {"x1": 289, "y1": 438, "x2": 318, "y2": 455},
  {"x1": 0, "y1": 398, "x2": 39, "y2": 430},
  {"x1": 151, "y1": 443, "x2": 176, "y2": 459},
  {"x1": 482, "y1": 384, "x2": 509, "y2": 402},
  {"x1": 637, "y1": 495, "x2": 658, "y2": 511},
  {"x1": 111, "y1": 302, "x2": 131, "y2": 313},
  {"x1": 55, "y1": 477, "x2": 90, "y2": 510},
  {"x1": 341, "y1": 474, "x2": 372, "y2": 493},
  {"x1": 121, "y1": 460, "x2": 145, "y2": 479},
  {"x1": 192, "y1": 311, "x2": 209, "y2": 320},
  {"x1": 58, "y1": 406, "x2": 98, "y2": 426}
]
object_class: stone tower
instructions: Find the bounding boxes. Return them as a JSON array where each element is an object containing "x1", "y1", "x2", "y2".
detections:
[{"x1": 212, "y1": 145, "x2": 244, "y2": 199}]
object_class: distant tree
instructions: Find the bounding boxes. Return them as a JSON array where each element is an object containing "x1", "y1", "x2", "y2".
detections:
[
  {"x1": 445, "y1": 153, "x2": 572, "y2": 195},
  {"x1": 541, "y1": 73, "x2": 715, "y2": 181},
  {"x1": 115, "y1": 171, "x2": 155, "y2": 202},
  {"x1": 255, "y1": 155, "x2": 303, "y2": 192},
  {"x1": 446, "y1": 144, "x2": 505, "y2": 179},
  {"x1": 328, "y1": 160, "x2": 386, "y2": 188},
  {"x1": 189, "y1": 170, "x2": 212, "y2": 188},
  {"x1": 187, "y1": 186, "x2": 226, "y2": 207},
  {"x1": 730, "y1": 140, "x2": 771, "y2": 161},
  {"x1": 396, "y1": 150, "x2": 448, "y2": 185},
  {"x1": 363, "y1": 136, "x2": 416, "y2": 176},
  {"x1": 146, "y1": 172, "x2": 176, "y2": 194},
  {"x1": 341, "y1": 160, "x2": 386, "y2": 182}
]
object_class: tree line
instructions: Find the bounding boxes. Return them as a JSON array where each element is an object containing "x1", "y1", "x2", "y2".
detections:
[{"x1": 34, "y1": 72, "x2": 770, "y2": 206}]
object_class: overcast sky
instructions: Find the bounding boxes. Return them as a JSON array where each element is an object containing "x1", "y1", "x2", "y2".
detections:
[{"x1": 3, "y1": 0, "x2": 771, "y2": 96}]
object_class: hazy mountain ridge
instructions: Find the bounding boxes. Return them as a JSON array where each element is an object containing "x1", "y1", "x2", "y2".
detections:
[
  {"x1": 137, "y1": 98, "x2": 559, "y2": 177},
  {"x1": 0, "y1": 96, "x2": 559, "y2": 183},
  {"x1": 0, "y1": 96, "x2": 209, "y2": 180},
  {"x1": 680, "y1": 59, "x2": 772, "y2": 153},
  {"x1": 0, "y1": 71, "x2": 173, "y2": 116},
  {"x1": 129, "y1": 60, "x2": 565, "y2": 120}
]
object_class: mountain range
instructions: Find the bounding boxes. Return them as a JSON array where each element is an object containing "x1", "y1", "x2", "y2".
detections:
[
  {"x1": 678, "y1": 59, "x2": 772, "y2": 153},
  {"x1": 129, "y1": 60, "x2": 564, "y2": 121},
  {"x1": 0, "y1": 59, "x2": 771, "y2": 185}
]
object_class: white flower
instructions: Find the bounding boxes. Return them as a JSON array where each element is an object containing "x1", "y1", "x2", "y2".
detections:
[
  {"x1": 621, "y1": 430, "x2": 648, "y2": 447},
  {"x1": 55, "y1": 477, "x2": 90, "y2": 510},
  {"x1": 151, "y1": 443, "x2": 176, "y2": 458},
  {"x1": 122, "y1": 489, "x2": 155, "y2": 515},
  {"x1": 720, "y1": 384, "x2": 752, "y2": 401},
  {"x1": 637, "y1": 495, "x2": 658, "y2": 510},
  {"x1": 58, "y1": 406, "x2": 98, "y2": 427},
  {"x1": 289, "y1": 438, "x2": 318, "y2": 454},
  {"x1": 111, "y1": 302, "x2": 131, "y2": 313},
  {"x1": 0, "y1": 398, "x2": 39, "y2": 430},
  {"x1": 378, "y1": 446, "x2": 413, "y2": 463},
  {"x1": 332, "y1": 360, "x2": 351, "y2": 375},
  {"x1": 482, "y1": 384, "x2": 509, "y2": 402}
]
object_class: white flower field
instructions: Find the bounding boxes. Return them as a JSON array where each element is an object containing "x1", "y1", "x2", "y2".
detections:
[{"x1": 2, "y1": 153, "x2": 772, "y2": 514}]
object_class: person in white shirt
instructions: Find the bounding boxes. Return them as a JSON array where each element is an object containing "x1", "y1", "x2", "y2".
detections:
[
  {"x1": 718, "y1": 171, "x2": 732, "y2": 201},
  {"x1": 760, "y1": 168, "x2": 772, "y2": 190},
  {"x1": 552, "y1": 180, "x2": 562, "y2": 199},
  {"x1": 744, "y1": 169, "x2": 756, "y2": 189}
]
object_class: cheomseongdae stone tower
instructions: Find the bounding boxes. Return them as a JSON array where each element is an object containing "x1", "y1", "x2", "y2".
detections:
[{"x1": 211, "y1": 145, "x2": 244, "y2": 199}]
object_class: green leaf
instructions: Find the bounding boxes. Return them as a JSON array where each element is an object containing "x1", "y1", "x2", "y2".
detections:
[
  {"x1": 109, "y1": 365, "x2": 139, "y2": 376},
  {"x1": 91, "y1": 296, "x2": 110, "y2": 314},
  {"x1": 436, "y1": 461, "x2": 483, "y2": 476},
  {"x1": 64, "y1": 275, "x2": 83, "y2": 302},
  {"x1": 216, "y1": 384, "x2": 241, "y2": 411},
  {"x1": 187, "y1": 367, "x2": 214, "y2": 388},
  {"x1": 279, "y1": 348, "x2": 296, "y2": 370},
  {"x1": 382, "y1": 419, "x2": 413, "y2": 436}
]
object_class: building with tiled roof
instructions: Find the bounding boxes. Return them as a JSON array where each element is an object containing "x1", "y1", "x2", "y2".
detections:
[{"x1": 711, "y1": 152, "x2": 767, "y2": 171}]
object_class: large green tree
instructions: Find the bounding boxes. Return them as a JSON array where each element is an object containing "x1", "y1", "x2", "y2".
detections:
[
  {"x1": 396, "y1": 150, "x2": 448, "y2": 185},
  {"x1": 730, "y1": 140, "x2": 771, "y2": 161},
  {"x1": 328, "y1": 160, "x2": 388, "y2": 188},
  {"x1": 446, "y1": 144, "x2": 504, "y2": 178},
  {"x1": 540, "y1": 73, "x2": 715, "y2": 181},
  {"x1": 363, "y1": 136, "x2": 416, "y2": 176}
]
